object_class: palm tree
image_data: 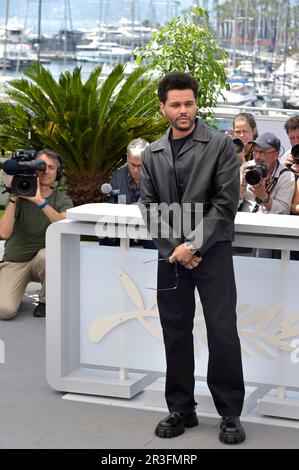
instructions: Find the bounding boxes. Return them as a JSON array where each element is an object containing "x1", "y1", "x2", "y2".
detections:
[{"x1": 0, "y1": 63, "x2": 166, "y2": 205}]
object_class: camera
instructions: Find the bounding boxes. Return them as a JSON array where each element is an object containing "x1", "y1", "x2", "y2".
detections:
[
  {"x1": 228, "y1": 135, "x2": 244, "y2": 153},
  {"x1": 232, "y1": 137, "x2": 244, "y2": 154},
  {"x1": 245, "y1": 163, "x2": 267, "y2": 185},
  {"x1": 3, "y1": 149, "x2": 46, "y2": 196},
  {"x1": 291, "y1": 144, "x2": 299, "y2": 164}
]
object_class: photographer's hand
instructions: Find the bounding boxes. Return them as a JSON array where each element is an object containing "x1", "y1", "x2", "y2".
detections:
[
  {"x1": 20, "y1": 178, "x2": 66, "y2": 223},
  {"x1": 0, "y1": 176, "x2": 18, "y2": 239},
  {"x1": 250, "y1": 178, "x2": 272, "y2": 211},
  {"x1": 249, "y1": 177, "x2": 267, "y2": 198},
  {"x1": 4, "y1": 176, "x2": 17, "y2": 201},
  {"x1": 19, "y1": 178, "x2": 44, "y2": 205},
  {"x1": 283, "y1": 153, "x2": 293, "y2": 168},
  {"x1": 291, "y1": 163, "x2": 299, "y2": 175},
  {"x1": 240, "y1": 164, "x2": 250, "y2": 199}
]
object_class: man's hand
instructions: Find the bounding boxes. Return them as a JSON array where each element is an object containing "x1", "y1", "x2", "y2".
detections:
[
  {"x1": 240, "y1": 163, "x2": 253, "y2": 186},
  {"x1": 4, "y1": 176, "x2": 17, "y2": 201},
  {"x1": 169, "y1": 243, "x2": 202, "y2": 270},
  {"x1": 282, "y1": 154, "x2": 299, "y2": 174},
  {"x1": 19, "y1": 178, "x2": 44, "y2": 205},
  {"x1": 291, "y1": 162, "x2": 299, "y2": 175},
  {"x1": 5, "y1": 175, "x2": 14, "y2": 189},
  {"x1": 283, "y1": 153, "x2": 293, "y2": 168},
  {"x1": 249, "y1": 177, "x2": 268, "y2": 199}
]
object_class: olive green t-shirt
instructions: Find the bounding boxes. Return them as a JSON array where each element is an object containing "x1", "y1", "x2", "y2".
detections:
[{"x1": 3, "y1": 190, "x2": 73, "y2": 262}]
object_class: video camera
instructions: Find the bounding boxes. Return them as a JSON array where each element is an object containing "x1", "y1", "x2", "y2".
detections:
[
  {"x1": 245, "y1": 163, "x2": 267, "y2": 185},
  {"x1": 3, "y1": 149, "x2": 46, "y2": 196}
]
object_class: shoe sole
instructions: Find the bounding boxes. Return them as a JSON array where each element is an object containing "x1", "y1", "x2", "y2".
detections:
[
  {"x1": 155, "y1": 416, "x2": 199, "y2": 438},
  {"x1": 219, "y1": 430, "x2": 246, "y2": 444}
]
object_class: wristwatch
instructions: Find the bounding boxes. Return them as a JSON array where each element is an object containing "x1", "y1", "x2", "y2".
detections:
[
  {"x1": 256, "y1": 195, "x2": 269, "y2": 204},
  {"x1": 184, "y1": 242, "x2": 197, "y2": 255}
]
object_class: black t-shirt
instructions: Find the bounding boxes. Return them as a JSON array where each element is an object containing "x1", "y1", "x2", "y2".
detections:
[
  {"x1": 169, "y1": 130, "x2": 195, "y2": 201},
  {"x1": 170, "y1": 132, "x2": 194, "y2": 161}
]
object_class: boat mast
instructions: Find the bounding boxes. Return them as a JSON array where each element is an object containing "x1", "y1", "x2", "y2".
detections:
[
  {"x1": 282, "y1": 0, "x2": 290, "y2": 100},
  {"x1": 36, "y1": 0, "x2": 42, "y2": 63},
  {"x1": 16, "y1": 0, "x2": 30, "y2": 74},
  {"x1": 231, "y1": 0, "x2": 237, "y2": 71},
  {"x1": 63, "y1": 0, "x2": 67, "y2": 65},
  {"x1": 2, "y1": 0, "x2": 10, "y2": 76}
]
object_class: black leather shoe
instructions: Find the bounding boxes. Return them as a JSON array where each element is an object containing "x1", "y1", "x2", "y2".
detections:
[
  {"x1": 33, "y1": 302, "x2": 46, "y2": 317},
  {"x1": 155, "y1": 410, "x2": 198, "y2": 438},
  {"x1": 219, "y1": 416, "x2": 246, "y2": 444}
]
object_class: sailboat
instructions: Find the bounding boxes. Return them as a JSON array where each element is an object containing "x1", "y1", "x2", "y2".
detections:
[{"x1": 0, "y1": 0, "x2": 37, "y2": 73}]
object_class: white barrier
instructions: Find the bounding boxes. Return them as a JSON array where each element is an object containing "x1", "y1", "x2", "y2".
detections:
[{"x1": 46, "y1": 204, "x2": 299, "y2": 419}]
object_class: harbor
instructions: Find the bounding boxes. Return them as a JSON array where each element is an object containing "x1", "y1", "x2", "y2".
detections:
[{"x1": 0, "y1": 0, "x2": 299, "y2": 109}]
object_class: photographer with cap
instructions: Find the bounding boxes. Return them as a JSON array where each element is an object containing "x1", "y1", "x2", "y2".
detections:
[
  {"x1": 0, "y1": 149, "x2": 73, "y2": 320},
  {"x1": 239, "y1": 132, "x2": 295, "y2": 214}
]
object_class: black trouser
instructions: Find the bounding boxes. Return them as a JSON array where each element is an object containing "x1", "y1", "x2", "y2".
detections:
[{"x1": 157, "y1": 241, "x2": 245, "y2": 417}]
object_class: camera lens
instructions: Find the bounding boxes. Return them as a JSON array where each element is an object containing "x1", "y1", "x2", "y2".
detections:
[
  {"x1": 291, "y1": 144, "x2": 299, "y2": 164},
  {"x1": 20, "y1": 180, "x2": 30, "y2": 190},
  {"x1": 245, "y1": 164, "x2": 267, "y2": 186},
  {"x1": 233, "y1": 138, "x2": 244, "y2": 154},
  {"x1": 12, "y1": 174, "x2": 37, "y2": 197}
]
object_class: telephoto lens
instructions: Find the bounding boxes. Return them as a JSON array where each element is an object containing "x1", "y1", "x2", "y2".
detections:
[
  {"x1": 245, "y1": 163, "x2": 267, "y2": 185},
  {"x1": 291, "y1": 144, "x2": 299, "y2": 164},
  {"x1": 232, "y1": 138, "x2": 244, "y2": 154}
]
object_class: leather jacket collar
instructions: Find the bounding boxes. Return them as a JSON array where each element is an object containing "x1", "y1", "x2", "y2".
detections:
[{"x1": 151, "y1": 118, "x2": 212, "y2": 153}]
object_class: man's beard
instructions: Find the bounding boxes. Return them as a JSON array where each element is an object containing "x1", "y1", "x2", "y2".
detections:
[{"x1": 168, "y1": 115, "x2": 196, "y2": 132}]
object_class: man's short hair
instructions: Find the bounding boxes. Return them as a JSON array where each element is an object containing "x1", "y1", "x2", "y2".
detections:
[
  {"x1": 158, "y1": 72, "x2": 199, "y2": 104},
  {"x1": 35, "y1": 148, "x2": 63, "y2": 181},
  {"x1": 35, "y1": 148, "x2": 61, "y2": 170},
  {"x1": 284, "y1": 115, "x2": 299, "y2": 134},
  {"x1": 127, "y1": 138, "x2": 149, "y2": 158}
]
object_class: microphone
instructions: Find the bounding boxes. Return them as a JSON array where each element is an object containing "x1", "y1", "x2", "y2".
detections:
[
  {"x1": 101, "y1": 183, "x2": 121, "y2": 197},
  {"x1": 3, "y1": 159, "x2": 20, "y2": 175},
  {"x1": 3, "y1": 159, "x2": 46, "y2": 175}
]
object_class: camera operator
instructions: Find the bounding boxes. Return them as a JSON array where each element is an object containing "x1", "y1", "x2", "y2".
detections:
[
  {"x1": 281, "y1": 114, "x2": 299, "y2": 176},
  {"x1": 239, "y1": 132, "x2": 295, "y2": 214},
  {"x1": 0, "y1": 149, "x2": 73, "y2": 320}
]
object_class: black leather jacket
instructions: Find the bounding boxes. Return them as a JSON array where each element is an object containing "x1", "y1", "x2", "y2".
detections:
[{"x1": 138, "y1": 119, "x2": 240, "y2": 258}]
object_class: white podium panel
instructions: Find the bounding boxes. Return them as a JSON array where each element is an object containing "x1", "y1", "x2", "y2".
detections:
[
  {"x1": 80, "y1": 246, "x2": 164, "y2": 371},
  {"x1": 79, "y1": 248, "x2": 299, "y2": 387},
  {"x1": 46, "y1": 205, "x2": 299, "y2": 417}
]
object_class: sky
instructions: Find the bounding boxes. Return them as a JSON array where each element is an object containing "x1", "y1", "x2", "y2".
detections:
[{"x1": 0, "y1": 1, "x2": 198, "y2": 34}]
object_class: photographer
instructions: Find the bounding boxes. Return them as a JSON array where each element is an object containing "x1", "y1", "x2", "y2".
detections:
[
  {"x1": 281, "y1": 114, "x2": 299, "y2": 175},
  {"x1": 0, "y1": 149, "x2": 73, "y2": 320},
  {"x1": 239, "y1": 132, "x2": 295, "y2": 214},
  {"x1": 227, "y1": 112, "x2": 258, "y2": 165}
]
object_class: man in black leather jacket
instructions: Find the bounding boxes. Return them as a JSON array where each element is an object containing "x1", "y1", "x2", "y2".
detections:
[{"x1": 139, "y1": 72, "x2": 245, "y2": 444}]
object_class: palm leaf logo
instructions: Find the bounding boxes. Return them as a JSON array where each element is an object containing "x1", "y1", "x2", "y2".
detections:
[
  {"x1": 89, "y1": 270, "x2": 299, "y2": 360},
  {"x1": 89, "y1": 268, "x2": 163, "y2": 343}
]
